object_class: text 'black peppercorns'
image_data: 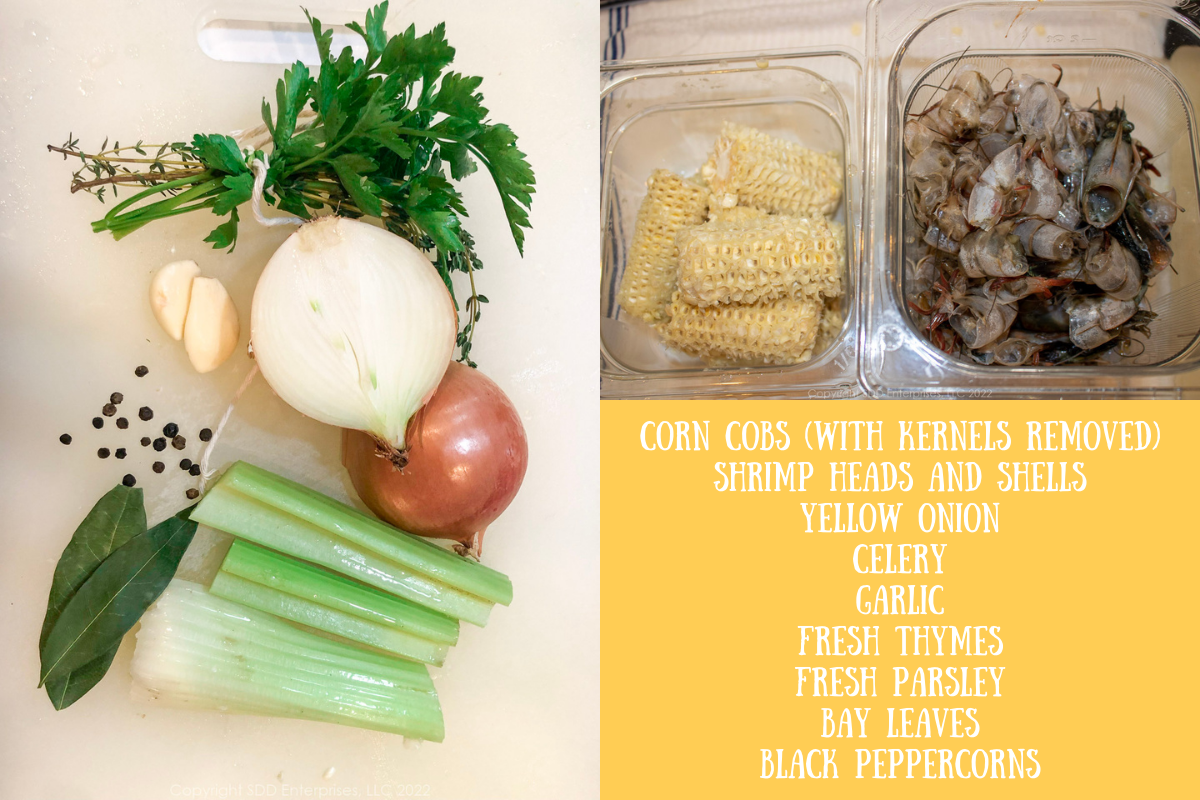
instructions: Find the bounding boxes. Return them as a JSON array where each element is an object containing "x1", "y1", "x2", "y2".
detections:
[
  {"x1": 92, "y1": 417, "x2": 104, "y2": 429},
  {"x1": 59, "y1": 434, "x2": 72, "y2": 445},
  {"x1": 115, "y1": 448, "x2": 127, "y2": 459},
  {"x1": 138, "y1": 406, "x2": 154, "y2": 421},
  {"x1": 122, "y1": 474, "x2": 136, "y2": 487},
  {"x1": 97, "y1": 448, "x2": 110, "y2": 459},
  {"x1": 185, "y1": 488, "x2": 200, "y2": 500},
  {"x1": 199, "y1": 428, "x2": 213, "y2": 442},
  {"x1": 180, "y1": 458, "x2": 193, "y2": 471},
  {"x1": 110, "y1": 392, "x2": 123, "y2": 405},
  {"x1": 189, "y1": 464, "x2": 201, "y2": 476},
  {"x1": 172, "y1": 435, "x2": 187, "y2": 450},
  {"x1": 152, "y1": 462, "x2": 165, "y2": 473},
  {"x1": 140, "y1": 437, "x2": 152, "y2": 447},
  {"x1": 134, "y1": 365, "x2": 148, "y2": 377},
  {"x1": 163, "y1": 422, "x2": 179, "y2": 437},
  {"x1": 102, "y1": 403, "x2": 117, "y2": 417}
]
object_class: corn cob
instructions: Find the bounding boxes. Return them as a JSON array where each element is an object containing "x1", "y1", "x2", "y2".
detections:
[
  {"x1": 660, "y1": 292, "x2": 823, "y2": 366},
  {"x1": 617, "y1": 169, "x2": 708, "y2": 323},
  {"x1": 701, "y1": 122, "x2": 842, "y2": 217},
  {"x1": 676, "y1": 214, "x2": 843, "y2": 308},
  {"x1": 706, "y1": 204, "x2": 771, "y2": 224}
]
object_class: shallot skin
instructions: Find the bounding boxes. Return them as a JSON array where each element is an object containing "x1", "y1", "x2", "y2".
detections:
[{"x1": 343, "y1": 362, "x2": 528, "y2": 545}]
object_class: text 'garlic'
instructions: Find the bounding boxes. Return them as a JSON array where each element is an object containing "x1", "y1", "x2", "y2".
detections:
[{"x1": 250, "y1": 216, "x2": 456, "y2": 457}]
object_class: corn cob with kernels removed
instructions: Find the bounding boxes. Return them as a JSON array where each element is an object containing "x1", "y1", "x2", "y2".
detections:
[
  {"x1": 706, "y1": 204, "x2": 771, "y2": 225},
  {"x1": 660, "y1": 292, "x2": 823, "y2": 365},
  {"x1": 702, "y1": 122, "x2": 842, "y2": 217},
  {"x1": 616, "y1": 169, "x2": 708, "y2": 323},
  {"x1": 675, "y1": 214, "x2": 843, "y2": 308}
]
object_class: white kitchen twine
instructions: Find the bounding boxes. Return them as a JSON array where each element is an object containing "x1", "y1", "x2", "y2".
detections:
[
  {"x1": 250, "y1": 153, "x2": 306, "y2": 227},
  {"x1": 196, "y1": 363, "x2": 259, "y2": 494}
]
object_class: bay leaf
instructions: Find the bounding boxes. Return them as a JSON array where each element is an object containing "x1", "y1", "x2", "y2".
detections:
[
  {"x1": 43, "y1": 645, "x2": 121, "y2": 710},
  {"x1": 39, "y1": 485, "x2": 145, "y2": 708},
  {"x1": 39, "y1": 485, "x2": 145, "y2": 650},
  {"x1": 40, "y1": 508, "x2": 196, "y2": 685}
]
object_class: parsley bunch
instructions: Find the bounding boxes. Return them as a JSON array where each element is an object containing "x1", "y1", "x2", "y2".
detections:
[{"x1": 50, "y1": 2, "x2": 535, "y2": 366}]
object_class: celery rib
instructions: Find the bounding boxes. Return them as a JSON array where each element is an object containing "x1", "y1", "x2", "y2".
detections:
[
  {"x1": 195, "y1": 462, "x2": 513, "y2": 605},
  {"x1": 220, "y1": 540, "x2": 458, "y2": 645},
  {"x1": 192, "y1": 474, "x2": 496, "y2": 625},
  {"x1": 210, "y1": 571, "x2": 449, "y2": 666},
  {"x1": 154, "y1": 582, "x2": 436, "y2": 690},
  {"x1": 132, "y1": 582, "x2": 445, "y2": 741}
]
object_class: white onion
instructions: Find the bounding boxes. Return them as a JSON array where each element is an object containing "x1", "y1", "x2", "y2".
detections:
[{"x1": 250, "y1": 216, "x2": 456, "y2": 455}]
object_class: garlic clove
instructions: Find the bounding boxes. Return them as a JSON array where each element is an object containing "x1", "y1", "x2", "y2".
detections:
[
  {"x1": 149, "y1": 260, "x2": 200, "y2": 341},
  {"x1": 184, "y1": 277, "x2": 240, "y2": 373}
]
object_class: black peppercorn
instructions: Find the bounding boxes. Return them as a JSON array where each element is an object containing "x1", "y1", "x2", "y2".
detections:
[
  {"x1": 115, "y1": 448, "x2": 127, "y2": 459},
  {"x1": 180, "y1": 458, "x2": 193, "y2": 471},
  {"x1": 189, "y1": 464, "x2": 201, "y2": 476},
  {"x1": 140, "y1": 437, "x2": 152, "y2": 447},
  {"x1": 199, "y1": 427, "x2": 213, "y2": 442},
  {"x1": 102, "y1": 403, "x2": 117, "y2": 417},
  {"x1": 59, "y1": 434, "x2": 72, "y2": 445},
  {"x1": 152, "y1": 461, "x2": 165, "y2": 473},
  {"x1": 163, "y1": 422, "x2": 179, "y2": 437},
  {"x1": 135, "y1": 365, "x2": 149, "y2": 377},
  {"x1": 185, "y1": 488, "x2": 200, "y2": 500},
  {"x1": 116, "y1": 417, "x2": 129, "y2": 429},
  {"x1": 138, "y1": 406, "x2": 154, "y2": 421},
  {"x1": 172, "y1": 435, "x2": 186, "y2": 450},
  {"x1": 110, "y1": 392, "x2": 123, "y2": 404},
  {"x1": 153, "y1": 437, "x2": 167, "y2": 451},
  {"x1": 122, "y1": 474, "x2": 136, "y2": 487},
  {"x1": 97, "y1": 448, "x2": 110, "y2": 459},
  {"x1": 92, "y1": 417, "x2": 104, "y2": 429}
]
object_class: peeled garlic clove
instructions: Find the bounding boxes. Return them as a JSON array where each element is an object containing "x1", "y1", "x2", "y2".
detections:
[
  {"x1": 184, "y1": 277, "x2": 240, "y2": 373},
  {"x1": 149, "y1": 260, "x2": 200, "y2": 340}
]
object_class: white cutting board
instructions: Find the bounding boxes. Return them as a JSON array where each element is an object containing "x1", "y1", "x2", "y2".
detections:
[{"x1": 0, "y1": 1, "x2": 598, "y2": 797}]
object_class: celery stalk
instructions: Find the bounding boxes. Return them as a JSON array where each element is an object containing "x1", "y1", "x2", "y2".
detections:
[
  {"x1": 193, "y1": 483, "x2": 493, "y2": 626},
  {"x1": 210, "y1": 571, "x2": 450, "y2": 666},
  {"x1": 220, "y1": 541, "x2": 458, "y2": 645},
  {"x1": 196, "y1": 462, "x2": 512, "y2": 604},
  {"x1": 132, "y1": 581, "x2": 445, "y2": 741}
]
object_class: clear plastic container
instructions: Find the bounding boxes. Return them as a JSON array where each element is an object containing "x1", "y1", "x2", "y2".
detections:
[
  {"x1": 862, "y1": 0, "x2": 1200, "y2": 398},
  {"x1": 600, "y1": 49, "x2": 863, "y2": 398}
]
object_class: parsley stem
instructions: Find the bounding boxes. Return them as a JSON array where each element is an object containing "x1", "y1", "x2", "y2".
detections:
[
  {"x1": 108, "y1": 199, "x2": 220, "y2": 240},
  {"x1": 288, "y1": 128, "x2": 360, "y2": 174},
  {"x1": 102, "y1": 173, "x2": 215, "y2": 221},
  {"x1": 93, "y1": 179, "x2": 223, "y2": 234}
]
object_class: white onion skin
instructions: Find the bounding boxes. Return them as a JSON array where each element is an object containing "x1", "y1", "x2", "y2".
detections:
[{"x1": 250, "y1": 217, "x2": 456, "y2": 452}]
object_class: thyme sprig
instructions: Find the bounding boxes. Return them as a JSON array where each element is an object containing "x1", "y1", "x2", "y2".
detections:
[{"x1": 50, "y1": 1, "x2": 535, "y2": 366}]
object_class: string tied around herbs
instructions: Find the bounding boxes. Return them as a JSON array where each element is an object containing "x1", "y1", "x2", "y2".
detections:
[{"x1": 249, "y1": 153, "x2": 306, "y2": 228}]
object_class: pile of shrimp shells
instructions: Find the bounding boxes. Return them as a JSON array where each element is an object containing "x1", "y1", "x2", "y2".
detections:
[{"x1": 904, "y1": 68, "x2": 1178, "y2": 367}]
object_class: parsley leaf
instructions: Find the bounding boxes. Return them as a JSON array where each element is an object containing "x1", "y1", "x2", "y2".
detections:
[
  {"x1": 204, "y1": 207, "x2": 240, "y2": 252},
  {"x1": 192, "y1": 134, "x2": 248, "y2": 175}
]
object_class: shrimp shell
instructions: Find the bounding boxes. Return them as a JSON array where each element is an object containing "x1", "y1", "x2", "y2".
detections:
[
  {"x1": 966, "y1": 143, "x2": 1024, "y2": 230},
  {"x1": 959, "y1": 223, "x2": 1029, "y2": 278}
]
